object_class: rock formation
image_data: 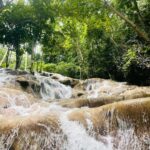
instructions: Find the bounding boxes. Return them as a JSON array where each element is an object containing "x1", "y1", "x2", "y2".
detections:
[{"x1": 0, "y1": 69, "x2": 150, "y2": 149}]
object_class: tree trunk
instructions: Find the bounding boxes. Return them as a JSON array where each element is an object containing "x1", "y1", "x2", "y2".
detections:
[
  {"x1": 40, "y1": 52, "x2": 43, "y2": 73},
  {"x1": 15, "y1": 43, "x2": 21, "y2": 70},
  {"x1": 5, "y1": 48, "x2": 10, "y2": 68},
  {"x1": 76, "y1": 40, "x2": 84, "y2": 79},
  {"x1": 36, "y1": 62, "x2": 39, "y2": 72},
  {"x1": 105, "y1": 1, "x2": 150, "y2": 42},
  {"x1": 30, "y1": 41, "x2": 36, "y2": 73},
  {"x1": 133, "y1": 0, "x2": 145, "y2": 27},
  {"x1": 24, "y1": 51, "x2": 28, "y2": 71}
]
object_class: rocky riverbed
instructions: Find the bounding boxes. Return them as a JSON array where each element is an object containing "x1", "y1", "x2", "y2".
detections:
[{"x1": 0, "y1": 68, "x2": 150, "y2": 150}]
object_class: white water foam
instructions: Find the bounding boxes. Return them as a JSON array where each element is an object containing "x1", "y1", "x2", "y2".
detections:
[
  {"x1": 60, "y1": 110, "x2": 113, "y2": 150},
  {"x1": 86, "y1": 79, "x2": 127, "y2": 98},
  {"x1": 35, "y1": 73, "x2": 72, "y2": 100},
  {"x1": 0, "y1": 69, "x2": 15, "y2": 87}
]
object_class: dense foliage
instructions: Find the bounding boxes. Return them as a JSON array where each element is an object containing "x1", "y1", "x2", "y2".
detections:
[{"x1": 0, "y1": 0, "x2": 149, "y2": 85}]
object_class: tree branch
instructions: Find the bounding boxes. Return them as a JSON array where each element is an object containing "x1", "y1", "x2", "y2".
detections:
[{"x1": 104, "y1": 0, "x2": 150, "y2": 43}]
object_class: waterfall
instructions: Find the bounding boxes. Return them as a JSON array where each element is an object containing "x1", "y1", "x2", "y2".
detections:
[
  {"x1": 60, "y1": 111, "x2": 113, "y2": 150},
  {"x1": 85, "y1": 79, "x2": 128, "y2": 98},
  {"x1": 0, "y1": 69, "x2": 150, "y2": 150},
  {"x1": 35, "y1": 74, "x2": 72, "y2": 100},
  {"x1": 0, "y1": 69, "x2": 15, "y2": 87},
  {"x1": 86, "y1": 81, "x2": 101, "y2": 98}
]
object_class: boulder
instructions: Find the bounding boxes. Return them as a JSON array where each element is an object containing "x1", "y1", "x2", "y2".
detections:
[{"x1": 16, "y1": 76, "x2": 41, "y2": 96}]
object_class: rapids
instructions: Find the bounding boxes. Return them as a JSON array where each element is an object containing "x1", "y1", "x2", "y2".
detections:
[
  {"x1": 38, "y1": 75, "x2": 72, "y2": 100},
  {"x1": 0, "y1": 69, "x2": 150, "y2": 150}
]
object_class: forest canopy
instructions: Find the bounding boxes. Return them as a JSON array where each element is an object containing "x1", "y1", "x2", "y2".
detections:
[{"x1": 0, "y1": 0, "x2": 150, "y2": 85}]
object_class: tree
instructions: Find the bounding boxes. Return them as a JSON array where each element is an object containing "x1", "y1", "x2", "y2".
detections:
[
  {"x1": 0, "y1": 2, "x2": 35, "y2": 69},
  {"x1": 104, "y1": 0, "x2": 150, "y2": 42},
  {"x1": 0, "y1": 0, "x2": 54, "y2": 70}
]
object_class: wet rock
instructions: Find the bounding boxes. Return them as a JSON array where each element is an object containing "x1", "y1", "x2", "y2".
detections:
[
  {"x1": 40, "y1": 72, "x2": 80, "y2": 87},
  {"x1": 58, "y1": 96, "x2": 123, "y2": 108},
  {"x1": 40, "y1": 71, "x2": 53, "y2": 77},
  {"x1": 16, "y1": 76, "x2": 41, "y2": 97},
  {"x1": 0, "y1": 97, "x2": 150, "y2": 149},
  {"x1": 73, "y1": 78, "x2": 150, "y2": 99},
  {"x1": 1, "y1": 68, "x2": 150, "y2": 149},
  {"x1": 0, "y1": 87, "x2": 38, "y2": 108},
  {"x1": 67, "y1": 97, "x2": 150, "y2": 150},
  {"x1": 2, "y1": 68, "x2": 29, "y2": 75},
  {"x1": 50, "y1": 73, "x2": 80, "y2": 87},
  {"x1": 0, "y1": 113, "x2": 64, "y2": 150}
]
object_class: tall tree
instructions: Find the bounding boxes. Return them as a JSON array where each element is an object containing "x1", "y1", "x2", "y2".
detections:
[
  {"x1": 0, "y1": 1, "x2": 34, "y2": 69},
  {"x1": 104, "y1": 0, "x2": 150, "y2": 42}
]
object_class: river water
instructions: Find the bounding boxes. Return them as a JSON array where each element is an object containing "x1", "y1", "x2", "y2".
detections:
[{"x1": 0, "y1": 69, "x2": 149, "y2": 150}]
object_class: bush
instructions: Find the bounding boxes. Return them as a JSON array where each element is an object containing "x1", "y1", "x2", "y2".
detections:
[
  {"x1": 43, "y1": 62, "x2": 80, "y2": 78},
  {"x1": 123, "y1": 48, "x2": 150, "y2": 85},
  {"x1": 43, "y1": 63, "x2": 56, "y2": 72},
  {"x1": 123, "y1": 60, "x2": 150, "y2": 85}
]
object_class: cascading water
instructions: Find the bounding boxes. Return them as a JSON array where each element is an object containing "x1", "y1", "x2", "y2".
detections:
[
  {"x1": 0, "y1": 69, "x2": 150, "y2": 150},
  {"x1": 39, "y1": 77, "x2": 72, "y2": 100},
  {"x1": 60, "y1": 110, "x2": 113, "y2": 150},
  {"x1": 85, "y1": 79, "x2": 130, "y2": 98},
  {"x1": 0, "y1": 69, "x2": 16, "y2": 87},
  {"x1": 86, "y1": 81, "x2": 101, "y2": 98}
]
